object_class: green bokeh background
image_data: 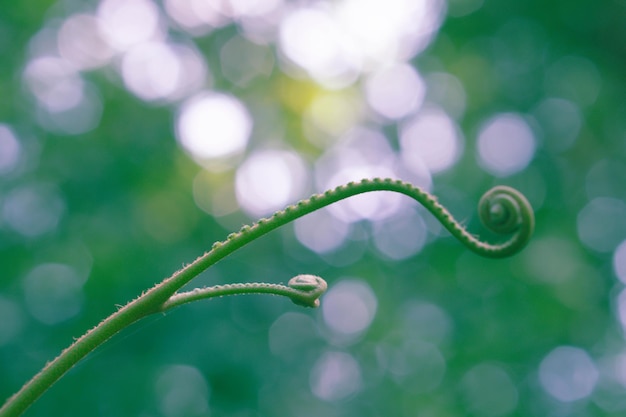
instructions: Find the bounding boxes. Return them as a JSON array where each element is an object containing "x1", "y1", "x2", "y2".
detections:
[{"x1": 1, "y1": 0, "x2": 626, "y2": 416}]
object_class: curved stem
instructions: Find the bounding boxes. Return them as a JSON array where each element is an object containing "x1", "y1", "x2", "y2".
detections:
[
  {"x1": 162, "y1": 275, "x2": 328, "y2": 310},
  {"x1": 0, "y1": 300, "x2": 152, "y2": 417},
  {"x1": 0, "y1": 277, "x2": 327, "y2": 417},
  {"x1": 0, "y1": 178, "x2": 534, "y2": 417}
]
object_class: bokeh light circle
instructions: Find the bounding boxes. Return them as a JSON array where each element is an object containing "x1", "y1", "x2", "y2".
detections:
[
  {"x1": 57, "y1": 13, "x2": 114, "y2": 69},
  {"x1": 155, "y1": 365, "x2": 209, "y2": 417},
  {"x1": 294, "y1": 209, "x2": 350, "y2": 254},
  {"x1": 310, "y1": 351, "x2": 362, "y2": 401},
  {"x1": 400, "y1": 107, "x2": 463, "y2": 174},
  {"x1": 373, "y1": 210, "x2": 427, "y2": 260},
  {"x1": 614, "y1": 240, "x2": 626, "y2": 283},
  {"x1": 97, "y1": 0, "x2": 163, "y2": 51},
  {"x1": 24, "y1": 56, "x2": 84, "y2": 113},
  {"x1": 477, "y1": 113, "x2": 536, "y2": 177},
  {"x1": 365, "y1": 63, "x2": 425, "y2": 119},
  {"x1": 235, "y1": 149, "x2": 308, "y2": 217},
  {"x1": 322, "y1": 279, "x2": 377, "y2": 339},
  {"x1": 22, "y1": 263, "x2": 85, "y2": 325},
  {"x1": 577, "y1": 197, "x2": 626, "y2": 253},
  {"x1": 279, "y1": 7, "x2": 360, "y2": 87},
  {"x1": 3, "y1": 184, "x2": 65, "y2": 237},
  {"x1": 176, "y1": 92, "x2": 252, "y2": 161},
  {"x1": 0, "y1": 125, "x2": 21, "y2": 175},
  {"x1": 539, "y1": 346, "x2": 598, "y2": 402},
  {"x1": 121, "y1": 42, "x2": 181, "y2": 101}
]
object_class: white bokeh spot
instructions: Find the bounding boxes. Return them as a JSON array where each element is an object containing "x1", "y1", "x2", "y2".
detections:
[
  {"x1": 235, "y1": 149, "x2": 309, "y2": 217},
  {"x1": 539, "y1": 346, "x2": 598, "y2": 402},
  {"x1": 477, "y1": 113, "x2": 536, "y2": 177},
  {"x1": 176, "y1": 92, "x2": 252, "y2": 161}
]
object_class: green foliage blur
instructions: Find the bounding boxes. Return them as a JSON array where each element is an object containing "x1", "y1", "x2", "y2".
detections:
[{"x1": 1, "y1": 0, "x2": 626, "y2": 416}]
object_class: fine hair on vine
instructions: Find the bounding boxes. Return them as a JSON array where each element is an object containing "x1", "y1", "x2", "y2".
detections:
[{"x1": 0, "y1": 178, "x2": 534, "y2": 417}]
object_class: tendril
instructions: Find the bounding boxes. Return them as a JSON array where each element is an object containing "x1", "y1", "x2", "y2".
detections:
[
  {"x1": 163, "y1": 178, "x2": 534, "y2": 295},
  {"x1": 161, "y1": 274, "x2": 327, "y2": 311},
  {"x1": 476, "y1": 185, "x2": 535, "y2": 257},
  {"x1": 0, "y1": 177, "x2": 534, "y2": 417}
]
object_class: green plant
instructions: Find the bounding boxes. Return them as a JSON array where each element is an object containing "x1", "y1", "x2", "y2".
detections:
[{"x1": 0, "y1": 178, "x2": 534, "y2": 417}]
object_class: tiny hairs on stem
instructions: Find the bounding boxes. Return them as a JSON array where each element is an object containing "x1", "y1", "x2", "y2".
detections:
[{"x1": 0, "y1": 178, "x2": 534, "y2": 417}]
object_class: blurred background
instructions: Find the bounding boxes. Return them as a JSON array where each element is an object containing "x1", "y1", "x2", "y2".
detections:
[{"x1": 1, "y1": 0, "x2": 626, "y2": 415}]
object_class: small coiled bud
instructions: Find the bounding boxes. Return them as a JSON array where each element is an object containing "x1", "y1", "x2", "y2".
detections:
[
  {"x1": 287, "y1": 274, "x2": 328, "y2": 308},
  {"x1": 479, "y1": 186, "x2": 523, "y2": 234}
]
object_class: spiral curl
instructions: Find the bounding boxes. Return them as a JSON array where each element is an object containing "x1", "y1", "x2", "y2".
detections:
[{"x1": 474, "y1": 185, "x2": 535, "y2": 257}]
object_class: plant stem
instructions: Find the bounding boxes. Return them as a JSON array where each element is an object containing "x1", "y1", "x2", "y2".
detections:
[
  {"x1": 0, "y1": 298, "x2": 153, "y2": 417},
  {"x1": 161, "y1": 275, "x2": 328, "y2": 310},
  {"x1": 0, "y1": 178, "x2": 534, "y2": 417}
]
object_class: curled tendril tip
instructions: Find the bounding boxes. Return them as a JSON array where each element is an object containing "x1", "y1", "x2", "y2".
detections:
[
  {"x1": 288, "y1": 274, "x2": 328, "y2": 308},
  {"x1": 0, "y1": 177, "x2": 534, "y2": 417}
]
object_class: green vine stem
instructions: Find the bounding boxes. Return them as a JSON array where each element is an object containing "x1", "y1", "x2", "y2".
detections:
[
  {"x1": 161, "y1": 275, "x2": 328, "y2": 310},
  {"x1": 0, "y1": 178, "x2": 534, "y2": 417}
]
